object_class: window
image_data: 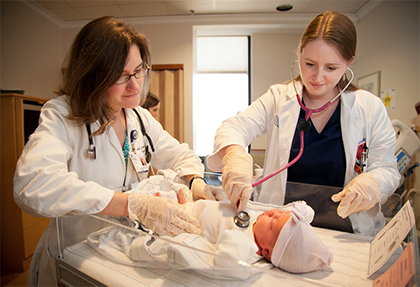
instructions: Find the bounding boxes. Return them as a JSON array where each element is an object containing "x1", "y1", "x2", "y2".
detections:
[{"x1": 193, "y1": 36, "x2": 250, "y2": 157}]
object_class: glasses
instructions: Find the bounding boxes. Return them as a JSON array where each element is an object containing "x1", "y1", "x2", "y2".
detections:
[{"x1": 116, "y1": 63, "x2": 150, "y2": 85}]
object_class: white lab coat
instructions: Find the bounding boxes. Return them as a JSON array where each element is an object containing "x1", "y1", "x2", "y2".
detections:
[
  {"x1": 208, "y1": 81, "x2": 400, "y2": 237},
  {"x1": 13, "y1": 95, "x2": 204, "y2": 286}
]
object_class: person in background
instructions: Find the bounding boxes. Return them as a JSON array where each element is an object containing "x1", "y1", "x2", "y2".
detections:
[
  {"x1": 13, "y1": 16, "x2": 224, "y2": 287},
  {"x1": 207, "y1": 11, "x2": 400, "y2": 237},
  {"x1": 142, "y1": 91, "x2": 160, "y2": 119}
]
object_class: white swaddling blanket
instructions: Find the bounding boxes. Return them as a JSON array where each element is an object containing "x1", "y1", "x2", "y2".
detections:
[
  {"x1": 86, "y1": 172, "x2": 316, "y2": 280},
  {"x1": 86, "y1": 199, "x2": 315, "y2": 280},
  {"x1": 86, "y1": 204, "x2": 262, "y2": 280}
]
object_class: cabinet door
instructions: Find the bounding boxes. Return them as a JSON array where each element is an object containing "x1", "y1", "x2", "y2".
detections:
[
  {"x1": 1, "y1": 93, "x2": 49, "y2": 272},
  {"x1": 150, "y1": 65, "x2": 184, "y2": 143}
]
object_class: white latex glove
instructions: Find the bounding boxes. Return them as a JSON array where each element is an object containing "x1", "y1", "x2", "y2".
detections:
[
  {"x1": 221, "y1": 150, "x2": 253, "y2": 211},
  {"x1": 128, "y1": 194, "x2": 201, "y2": 236},
  {"x1": 331, "y1": 173, "x2": 381, "y2": 219},
  {"x1": 191, "y1": 179, "x2": 227, "y2": 201}
]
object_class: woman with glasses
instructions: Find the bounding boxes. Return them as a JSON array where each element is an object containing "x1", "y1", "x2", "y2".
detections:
[{"x1": 13, "y1": 16, "x2": 224, "y2": 286}]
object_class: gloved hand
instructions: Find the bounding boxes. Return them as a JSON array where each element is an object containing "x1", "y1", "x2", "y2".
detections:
[
  {"x1": 221, "y1": 149, "x2": 253, "y2": 211},
  {"x1": 191, "y1": 178, "x2": 227, "y2": 201},
  {"x1": 128, "y1": 194, "x2": 201, "y2": 236},
  {"x1": 331, "y1": 173, "x2": 381, "y2": 218}
]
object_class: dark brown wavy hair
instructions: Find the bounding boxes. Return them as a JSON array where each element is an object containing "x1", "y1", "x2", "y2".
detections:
[{"x1": 56, "y1": 16, "x2": 151, "y2": 134}]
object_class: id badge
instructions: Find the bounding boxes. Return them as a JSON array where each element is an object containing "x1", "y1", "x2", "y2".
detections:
[{"x1": 129, "y1": 151, "x2": 150, "y2": 178}]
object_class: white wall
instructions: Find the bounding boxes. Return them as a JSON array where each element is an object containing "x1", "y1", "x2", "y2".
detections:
[
  {"x1": 354, "y1": 1, "x2": 420, "y2": 125},
  {"x1": 250, "y1": 33, "x2": 302, "y2": 149},
  {"x1": 2, "y1": 1, "x2": 419, "y2": 158},
  {"x1": 1, "y1": 1, "x2": 63, "y2": 99},
  {"x1": 355, "y1": 1, "x2": 420, "y2": 189}
]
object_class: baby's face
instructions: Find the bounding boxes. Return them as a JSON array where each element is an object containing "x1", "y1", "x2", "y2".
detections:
[{"x1": 253, "y1": 209, "x2": 291, "y2": 261}]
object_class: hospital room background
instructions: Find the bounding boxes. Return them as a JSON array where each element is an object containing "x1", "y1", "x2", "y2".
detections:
[{"x1": 1, "y1": 0, "x2": 419, "y2": 285}]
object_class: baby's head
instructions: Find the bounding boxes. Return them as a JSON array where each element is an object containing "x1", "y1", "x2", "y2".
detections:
[
  {"x1": 253, "y1": 209, "x2": 291, "y2": 260},
  {"x1": 253, "y1": 202, "x2": 333, "y2": 273}
]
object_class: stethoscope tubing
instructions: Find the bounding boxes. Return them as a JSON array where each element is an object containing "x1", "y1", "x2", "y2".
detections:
[
  {"x1": 251, "y1": 61, "x2": 354, "y2": 188},
  {"x1": 252, "y1": 130, "x2": 304, "y2": 187}
]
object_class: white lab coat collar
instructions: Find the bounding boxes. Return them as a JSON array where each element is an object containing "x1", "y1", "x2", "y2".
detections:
[{"x1": 285, "y1": 80, "x2": 304, "y2": 102}]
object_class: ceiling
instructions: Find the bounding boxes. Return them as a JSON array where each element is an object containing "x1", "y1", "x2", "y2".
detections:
[{"x1": 31, "y1": 0, "x2": 374, "y2": 22}]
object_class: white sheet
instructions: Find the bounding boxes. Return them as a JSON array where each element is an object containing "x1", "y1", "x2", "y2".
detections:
[{"x1": 63, "y1": 226, "x2": 401, "y2": 286}]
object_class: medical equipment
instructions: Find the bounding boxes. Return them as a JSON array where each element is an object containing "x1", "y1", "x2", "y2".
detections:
[
  {"x1": 234, "y1": 210, "x2": 250, "y2": 228},
  {"x1": 133, "y1": 109, "x2": 156, "y2": 163},
  {"x1": 393, "y1": 119, "x2": 420, "y2": 175},
  {"x1": 86, "y1": 124, "x2": 96, "y2": 159},
  {"x1": 383, "y1": 119, "x2": 420, "y2": 232},
  {"x1": 251, "y1": 62, "x2": 354, "y2": 188},
  {"x1": 86, "y1": 108, "x2": 155, "y2": 162}
]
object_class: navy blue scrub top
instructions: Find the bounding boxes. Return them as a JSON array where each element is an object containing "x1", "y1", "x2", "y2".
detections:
[{"x1": 287, "y1": 100, "x2": 346, "y2": 188}]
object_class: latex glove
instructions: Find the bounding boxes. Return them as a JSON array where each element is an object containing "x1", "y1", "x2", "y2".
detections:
[
  {"x1": 221, "y1": 150, "x2": 253, "y2": 211},
  {"x1": 128, "y1": 194, "x2": 201, "y2": 236},
  {"x1": 191, "y1": 179, "x2": 227, "y2": 201},
  {"x1": 331, "y1": 173, "x2": 381, "y2": 218}
]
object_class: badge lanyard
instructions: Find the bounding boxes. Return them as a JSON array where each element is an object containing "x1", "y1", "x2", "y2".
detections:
[{"x1": 86, "y1": 109, "x2": 157, "y2": 177}]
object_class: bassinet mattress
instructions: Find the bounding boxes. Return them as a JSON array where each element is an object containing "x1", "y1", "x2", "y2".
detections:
[{"x1": 62, "y1": 227, "x2": 398, "y2": 287}]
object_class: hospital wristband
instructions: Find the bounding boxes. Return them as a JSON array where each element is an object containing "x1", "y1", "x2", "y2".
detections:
[{"x1": 189, "y1": 176, "x2": 207, "y2": 189}]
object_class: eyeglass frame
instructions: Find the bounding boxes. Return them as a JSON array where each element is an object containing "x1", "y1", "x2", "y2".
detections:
[{"x1": 116, "y1": 63, "x2": 150, "y2": 85}]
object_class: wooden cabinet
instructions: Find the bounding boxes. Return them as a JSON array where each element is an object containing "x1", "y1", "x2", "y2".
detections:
[
  {"x1": 150, "y1": 64, "x2": 184, "y2": 143},
  {"x1": 1, "y1": 93, "x2": 50, "y2": 272}
]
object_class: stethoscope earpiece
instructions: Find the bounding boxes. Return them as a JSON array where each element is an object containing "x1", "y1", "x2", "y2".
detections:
[{"x1": 234, "y1": 211, "x2": 250, "y2": 228}]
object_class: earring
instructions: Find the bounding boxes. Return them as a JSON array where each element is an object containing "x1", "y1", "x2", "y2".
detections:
[{"x1": 342, "y1": 74, "x2": 346, "y2": 82}]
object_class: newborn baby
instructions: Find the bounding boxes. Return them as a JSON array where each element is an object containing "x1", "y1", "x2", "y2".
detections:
[
  {"x1": 162, "y1": 189, "x2": 334, "y2": 273},
  {"x1": 129, "y1": 174, "x2": 333, "y2": 273}
]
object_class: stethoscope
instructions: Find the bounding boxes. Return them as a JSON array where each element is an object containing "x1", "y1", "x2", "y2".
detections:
[
  {"x1": 234, "y1": 61, "x2": 354, "y2": 227},
  {"x1": 86, "y1": 108, "x2": 155, "y2": 161}
]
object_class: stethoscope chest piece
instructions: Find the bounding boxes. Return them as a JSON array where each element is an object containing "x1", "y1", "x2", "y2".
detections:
[
  {"x1": 298, "y1": 119, "x2": 311, "y2": 132},
  {"x1": 234, "y1": 211, "x2": 250, "y2": 228}
]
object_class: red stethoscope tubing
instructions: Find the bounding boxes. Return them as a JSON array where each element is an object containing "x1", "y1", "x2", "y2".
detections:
[
  {"x1": 252, "y1": 128, "x2": 305, "y2": 187},
  {"x1": 251, "y1": 63, "x2": 353, "y2": 188}
]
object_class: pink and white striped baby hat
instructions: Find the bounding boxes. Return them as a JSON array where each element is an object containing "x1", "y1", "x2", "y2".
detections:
[{"x1": 270, "y1": 202, "x2": 333, "y2": 273}]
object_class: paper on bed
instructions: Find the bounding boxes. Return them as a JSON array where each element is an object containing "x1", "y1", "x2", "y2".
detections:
[{"x1": 368, "y1": 200, "x2": 416, "y2": 277}]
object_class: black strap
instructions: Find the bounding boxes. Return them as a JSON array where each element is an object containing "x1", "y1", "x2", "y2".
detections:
[
  {"x1": 86, "y1": 124, "x2": 93, "y2": 145},
  {"x1": 132, "y1": 108, "x2": 155, "y2": 153},
  {"x1": 85, "y1": 124, "x2": 96, "y2": 159}
]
